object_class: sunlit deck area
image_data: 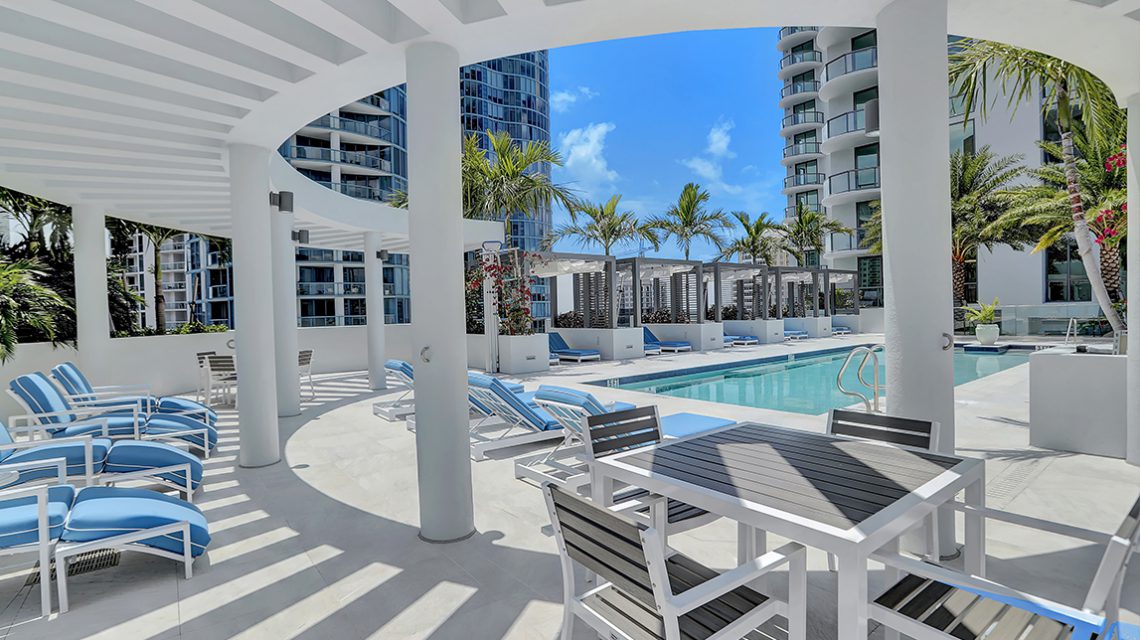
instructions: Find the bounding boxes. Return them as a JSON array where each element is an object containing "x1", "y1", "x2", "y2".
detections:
[{"x1": 2, "y1": 339, "x2": 1135, "y2": 639}]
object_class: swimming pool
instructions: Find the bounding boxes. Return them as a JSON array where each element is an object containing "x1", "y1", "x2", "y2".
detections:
[{"x1": 606, "y1": 346, "x2": 1030, "y2": 415}]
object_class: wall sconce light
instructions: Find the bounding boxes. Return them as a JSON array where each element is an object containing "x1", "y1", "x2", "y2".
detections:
[
  {"x1": 291, "y1": 229, "x2": 310, "y2": 244},
  {"x1": 269, "y1": 191, "x2": 295, "y2": 212},
  {"x1": 376, "y1": 250, "x2": 389, "y2": 261}
]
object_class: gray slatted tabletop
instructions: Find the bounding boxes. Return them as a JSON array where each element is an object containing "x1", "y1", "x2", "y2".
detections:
[{"x1": 592, "y1": 422, "x2": 986, "y2": 640}]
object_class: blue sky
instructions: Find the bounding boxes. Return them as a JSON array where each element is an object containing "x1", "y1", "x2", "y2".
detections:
[{"x1": 547, "y1": 28, "x2": 785, "y2": 261}]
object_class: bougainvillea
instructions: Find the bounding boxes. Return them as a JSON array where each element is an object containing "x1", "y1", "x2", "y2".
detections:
[
  {"x1": 465, "y1": 252, "x2": 537, "y2": 336},
  {"x1": 1095, "y1": 144, "x2": 1128, "y2": 249}
]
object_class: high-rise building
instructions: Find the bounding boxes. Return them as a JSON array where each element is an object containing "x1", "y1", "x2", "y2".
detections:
[{"x1": 777, "y1": 27, "x2": 1062, "y2": 311}]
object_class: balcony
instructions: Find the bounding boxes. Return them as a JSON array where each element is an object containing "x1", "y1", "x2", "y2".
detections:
[
  {"x1": 163, "y1": 281, "x2": 186, "y2": 291},
  {"x1": 777, "y1": 50, "x2": 822, "y2": 80},
  {"x1": 159, "y1": 262, "x2": 185, "y2": 272},
  {"x1": 306, "y1": 115, "x2": 396, "y2": 145},
  {"x1": 781, "y1": 141, "x2": 823, "y2": 165},
  {"x1": 285, "y1": 146, "x2": 393, "y2": 174},
  {"x1": 313, "y1": 181, "x2": 392, "y2": 202},
  {"x1": 824, "y1": 167, "x2": 881, "y2": 206},
  {"x1": 208, "y1": 284, "x2": 230, "y2": 298},
  {"x1": 164, "y1": 301, "x2": 189, "y2": 311},
  {"x1": 822, "y1": 110, "x2": 871, "y2": 153},
  {"x1": 298, "y1": 315, "x2": 367, "y2": 328},
  {"x1": 779, "y1": 111, "x2": 824, "y2": 137},
  {"x1": 827, "y1": 230, "x2": 869, "y2": 254},
  {"x1": 785, "y1": 203, "x2": 822, "y2": 218},
  {"x1": 776, "y1": 26, "x2": 819, "y2": 51},
  {"x1": 161, "y1": 242, "x2": 185, "y2": 252},
  {"x1": 297, "y1": 282, "x2": 367, "y2": 296},
  {"x1": 782, "y1": 173, "x2": 825, "y2": 194},
  {"x1": 820, "y1": 47, "x2": 878, "y2": 101},
  {"x1": 778, "y1": 80, "x2": 820, "y2": 107},
  {"x1": 357, "y1": 93, "x2": 390, "y2": 111}
]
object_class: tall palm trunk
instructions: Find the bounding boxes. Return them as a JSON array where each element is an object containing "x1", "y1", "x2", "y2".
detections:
[
  {"x1": 952, "y1": 259, "x2": 967, "y2": 322},
  {"x1": 1100, "y1": 245, "x2": 1123, "y2": 301},
  {"x1": 152, "y1": 241, "x2": 166, "y2": 333}
]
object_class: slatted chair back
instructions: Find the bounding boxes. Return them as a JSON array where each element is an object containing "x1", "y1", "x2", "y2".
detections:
[
  {"x1": 206, "y1": 355, "x2": 237, "y2": 376},
  {"x1": 298, "y1": 349, "x2": 314, "y2": 368},
  {"x1": 531, "y1": 386, "x2": 613, "y2": 437},
  {"x1": 1083, "y1": 494, "x2": 1140, "y2": 622},
  {"x1": 582, "y1": 405, "x2": 664, "y2": 462},
  {"x1": 543, "y1": 483, "x2": 656, "y2": 607},
  {"x1": 196, "y1": 351, "x2": 215, "y2": 367},
  {"x1": 827, "y1": 409, "x2": 939, "y2": 451},
  {"x1": 467, "y1": 373, "x2": 559, "y2": 432}
]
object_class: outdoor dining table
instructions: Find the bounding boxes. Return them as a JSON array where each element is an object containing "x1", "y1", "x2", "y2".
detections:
[{"x1": 591, "y1": 422, "x2": 986, "y2": 640}]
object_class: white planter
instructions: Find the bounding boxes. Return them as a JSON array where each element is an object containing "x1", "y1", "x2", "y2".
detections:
[
  {"x1": 723, "y1": 319, "x2": 784, "y2": 344},
  {"x1": 974, "y1": 323, "x2": 1000, "y2": 346},
  {"x1": 497, "y1": 333, "x2": 549, "y2": 374},
  {"x1": 783, "y1": 316, "x2": 832, "y2": 338},
  {"x1": 1030, "y1": 347, "x2": 1125, "y2": 457},
  {"x1": 466, "y1": 334, "x2": 491, "y2": 371},
  {"x1": 645, "y1": 323, "x2": 724, "y2": 351},
  {"x1": 831, "y1": 314, "x2": 860, "y2": 334},
  {"x1": 554, "y1": 327, "x2": 643, "y2": 360}
]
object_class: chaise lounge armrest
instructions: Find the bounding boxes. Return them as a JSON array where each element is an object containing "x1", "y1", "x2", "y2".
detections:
[
  {"x1": 0, "y1": 457, "x2": 69, "y2": 486},
  {"x1": 97, "y1": 462, "x2": 196, "y2": 502}
]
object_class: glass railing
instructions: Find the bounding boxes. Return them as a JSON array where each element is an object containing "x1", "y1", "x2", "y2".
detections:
[
  {"x1": 298, "y1": 315, "x2": 367, "y2": 328},
  {"x1": 778, "y1": 26, "x2": 819, "y2": 40},
  {"x1": 159, "y1": 262, "x2": 185, "y2": 272},
  {"x1": 785, "y1": 203, "x2": 822, "y2": 217},
  {"x1": 165, "y1": 302, "x2": 189, "y2": 311},
  {"x1": 163, "y1": 281, "x2": 186, "y2": 290},
  {"x1": 949, "y1": 94, "x2": 966, "y2": 118},
  {"x1": 825, "y1": 47, "x2": 878, "y2": 81},
  {"x1": 312, "y1": 181, "x2": 392, "y2": 202},
  {"x1": 286, "y1": 146, "x2": 391, "y2": 172},
  {"x1": 828, "y1": 232, "x2": 867, "y2": 252},
  {"x1": 162, "y1": 243, "x2": 185, "y2": 252},
  {"x1": 780, "y1": 50, "x2": 822, "y2": 68},
  {"x1": 357, "y1": 94, "x2": 390, "y2": 111},
  {"x1": 828, "y1": 167, "x2": 881, "y2": 194},
  {"x1": 827, "y1": 110, "x2": 866, "y2": 138},
  {"x1": 297, "y1": 282, "x2": 367, "y2": 296},
  {"x1": 780, "y1": 81, "x2": 820, "y2": 98},
  {"x1": 307, "y1": 115, "x2": 395, "y2": 144},
  {"x1": 783, "y1": 142, "x2": 821, "y2": 158},
  {"x1": 781, "y1": 111, "x2": 825, "y2": 128},
  {"x1": 784, "y1": 173, "x2": 825, "y2": 189}
]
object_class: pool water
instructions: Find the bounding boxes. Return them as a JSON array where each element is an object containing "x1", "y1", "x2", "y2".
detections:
[{"x1": 615, "y1": 347, "x2": 1030, "y2": 415}]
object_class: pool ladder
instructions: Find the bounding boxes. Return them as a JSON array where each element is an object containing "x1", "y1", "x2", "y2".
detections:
[{"x1": 836, "y1": 344, "x2": 885, "y2": 412}]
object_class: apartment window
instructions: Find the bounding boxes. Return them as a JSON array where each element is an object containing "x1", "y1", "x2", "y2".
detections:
[
  {"x1": 792, "y1": 100, "x2": 816, "y2": 114},
  {"x1": 790, "y1": 41, "x2": 814, "y2": 54},
  {"x1": 858, "y1": 255, "x2": 884, "y2": 307},
  {"x1": 1046, "y1": 239, "x2": 1092, "y2": 302},
  {"x1": 793, "y1": 130, "x2": 818, "y2": 145},
  {"x1": 298, "y1": 266, "x2": 334, "y2": 283},
  {"x1": 950, "y1": 120, "x2": 976, "y2": 155},
  {"x1": 855, "y1": 201, "x2": 876, "y2": 245},
  {"x1": 794, "y1": 160, "x2": 818, "y2": 175},
  {"x1": 802, "y1": 250, "x2": 820, "y2": 267},
  {"x1": 854, "y1": 143, "x2": 880, "y2": 188},
  {"x1": 853, "y1": 87, "x2": 878, "y2": 111},
  {"x1": 851, "y1": 30, "x2": 877, "y2": 50},
  {"x1": 794, "y1": 190, "x2": 820, "y2": 209},
  {"x1": 791, "y1": 70, "x2": 815, "y2": 85}
]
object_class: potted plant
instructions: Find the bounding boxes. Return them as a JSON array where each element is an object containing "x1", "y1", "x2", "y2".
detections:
[{"x1": 961, "y1": 297, "x2": 1000, "y2": 345}]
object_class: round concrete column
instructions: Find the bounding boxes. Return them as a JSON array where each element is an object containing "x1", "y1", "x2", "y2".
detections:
[
  {"x1": 406, "y1": 42, "x2": 474, "y2": 542},
  {"x1": 228, "y1": 143, "x2": 281, "y2": 468},
  {"x1": 72, "y1": 204, "x2": 112, "y2": 379},
  {"x1": 877, "y1": 0, "x2": 956, "y2": 556},
  {"x1": 271, "y1": 203, "x2": 301, "y2": 417},
  {"x1": 364, "y1": 231, "x2": 388, "y2": 391},
  {"x1": 1127, "y1": 95, "x2": 1140, "y2": 465}
]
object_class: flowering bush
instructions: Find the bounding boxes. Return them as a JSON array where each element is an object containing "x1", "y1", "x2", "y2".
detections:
[
  {"x1": 1095, "y1": 143, "x2": 1128, "y2": 249},
  {"x1": 465, "y1": 253, "x2": 536, "y2": 336}
]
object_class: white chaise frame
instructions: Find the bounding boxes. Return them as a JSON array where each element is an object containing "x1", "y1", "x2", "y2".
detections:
[{"x1": 465, "y1": 384, "x2": 564, "y2": 461}]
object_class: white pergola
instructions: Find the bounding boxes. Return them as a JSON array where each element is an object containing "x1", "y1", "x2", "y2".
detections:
[{"x1": 0, "y1": 0, "x2": 1137, "y2": 593}]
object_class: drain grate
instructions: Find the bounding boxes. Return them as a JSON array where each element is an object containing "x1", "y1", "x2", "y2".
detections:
[
  {"x1": 986, "y1": 459, "x2": 1050, "y2": 510},
  {"x1": 25, "y1": 549, "x2": 120, "y2": 585}
]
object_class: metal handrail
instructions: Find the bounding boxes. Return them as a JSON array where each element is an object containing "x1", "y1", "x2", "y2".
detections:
[{"x1": 836, "y1": 344, "x2": 885, "y2": 412}]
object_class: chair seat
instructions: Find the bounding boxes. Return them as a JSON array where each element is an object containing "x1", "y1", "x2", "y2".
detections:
[
  {"x1": 612, "y1": 487, "x2": 709, "y2": 525},
  {"x1": 2, "y1": 439, "x2": 113, "y2": 486},
  {"x1": 62, "y1": 486, "x2": 210, "y2": 557},
  {"x1": 873, "y1": 573, "x2": 1088, "y2": 640},
  {"x1": 553, "y1": 348, "x2": 600, "y2": 357},
  {"x1": 0, "y1": 485, "x2": 76, "y2": 547},
  {"x1": 661, "y1": 413, "x2": 735, "y2": 439},
  {"x1": 104, "y1": 441, "x2": 204, "y2": 490},
  {"x1": 655, "y1": 341, "x2": 691, "y2": 348},
  {"x1": 54, "y1": 414, "x2": 141, "y2": 438},
  {"x1": 156, "y1": 397, "x2": 218, "y2": 425},
  {"x1": 582, "y1": 553, "x2": 770, "y2": 640},
  {"x1": 143, "y1": 414, "x2": 219, "y2": 450}
]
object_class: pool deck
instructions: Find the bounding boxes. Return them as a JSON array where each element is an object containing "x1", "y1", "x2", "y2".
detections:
[{"x1": 2, "y1": 333, "x2": 1137, "y2": 639}]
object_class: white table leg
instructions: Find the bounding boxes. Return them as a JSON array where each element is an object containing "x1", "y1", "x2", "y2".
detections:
[
  {"x1": 964, "y1": 474, "x2": 986, "y2": 577},
  {"x1": 836, "y1": 550, "x2": 869, "y2": 640},
  {"x1": 880, "y1": 538, "x2": 901, "y2": 640},
  {"x1": 737, "y1": 521, "x2": 755, "y2": 565}
]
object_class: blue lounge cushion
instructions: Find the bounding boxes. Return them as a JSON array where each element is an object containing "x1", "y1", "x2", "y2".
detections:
[
  {"x1": 468, "y1": 373, "x2": 560, "y2": 431},
  {"x1": 141, "y1": 414, "x2": 218, "y2": 450},
  {"x1": 104, "y1": 441, "x2": 204, "y2": 490},
  {"x1": 784, "y1": 330, "x2": 808, "y2": 336},
  {"x1": 62, "y1": 486, "x2": 210, "y2": 557},
  {"x1": 553, "y1": 348, "x2": 601, "y2": 357},
  {"x1": 52, "y1": 414, "x2": 140, "y2": 439},
  {"x1": 0, "y1": 484, "x2": 75, "y2": 547},
  {"x1": 156, "y1": 397, "x2": 218, "y2": 426},
  {"x1": 52, "y1": 362, "x2": 218, "y2": 425},
  {"x1": 9, "y1": 373, "x2": 75, "y2": 424},
  {"x1": 644, "y1": 328, "x2": 690, "y2": 348},
  {"x1": 1, "y1": 439, "x2": 113, "y2": 487},
  {"x1": 384, "y1": 360, "x2": 414, "y2": 381},
  {"x1": 468, "y1": 380, "x2": 524, "y2": 416},
  {"x1": 660, "y1": 413, "x2": 735, "y2": 439},
  {"x1": 548, "y1": 332, "x2": 571, "y2": 352},
  {"x1": 534, "y1": 386, "x2": 636, "y2": 416}
]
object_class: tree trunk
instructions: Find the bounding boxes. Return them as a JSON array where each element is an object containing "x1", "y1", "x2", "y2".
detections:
[
  {"x1": 152, "y1": 242, "x2": 166, "y2": 334},
  {"x1": 952, "y1": 259, "x2": 967, "y2": 323},
  {"x1": 1100, "y1": 244, "x2": 1123, "y2": 301},
  {"x1": 1060, "y1": 131, "x2": 1125, "y2": 331}
]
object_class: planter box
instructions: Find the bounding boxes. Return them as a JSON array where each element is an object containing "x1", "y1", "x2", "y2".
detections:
[
  {"x1": 859, "y1": 308, "x2": 885, "y2": 333},
  {"x1": 645, "y1": 323, "x2": 724, "y2": 352},
  {"x1": 723, "y1": 319, "x2": 784, "y2": 344},
  {"x1": 831, "y1": 314, "x2": 860, "y2": 333},
  {"x1": 497, "y1": 333, "x2": 550, "y2": 374},
  {"x1": 466, "y1": 334, "x2": 491, "y2": 371},
  {"x1": 1030, "y1": 347, "x2": 1126, "y2": 458},
  {"x1": 555, "y1": 327, "x2": 643, "y2": 360},
  {"x1": 783, "y1": 316, "x2": 832, "y2": 338}
]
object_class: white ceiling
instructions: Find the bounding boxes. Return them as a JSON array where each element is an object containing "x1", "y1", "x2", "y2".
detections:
[{"x1": 0, "y1": 0, "x2": 1136, "y2": 246}]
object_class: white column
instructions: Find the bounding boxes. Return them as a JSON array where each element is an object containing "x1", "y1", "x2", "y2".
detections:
[
  {"x1": 1127, "y1": 94, "x2": 1140, "y2": 465},
  {"x1": 271, "y1": 201, "x2": 300, "y2": 417},
  {"x1": 878, "y1": 0, "x2": 956, "y2": 561},
  {"x1": 72, "y1": 204, "x2": 112, "y2": 379},
  {"x1": 407, "y1": 42, "x2": 474, "y2": 542},
  {"x1": 364, "y1": 231, "x2": 388, "y2": 390},
  {"x1": 229, "y1": 144, "x2": 281, "y2": 467}
]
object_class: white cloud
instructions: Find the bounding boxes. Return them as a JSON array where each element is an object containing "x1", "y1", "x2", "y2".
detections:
[
  {"x1": 551, "y1": 86, "x2": 598, "y2": 113},
  {"x1": 706, "y1": 119, "x2": 736, "y2": 158},
  {"x1": 557, "y1": 122, "x2": 619, "y2": 197},
  {"x1": 680, "y1": 119, "x2": 743, "y2": 195}
]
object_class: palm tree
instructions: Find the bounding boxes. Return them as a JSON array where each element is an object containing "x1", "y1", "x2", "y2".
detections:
[
  {"x1": 992, "y1": 130, "x2": 1128, "y2": 300},
  {"x1": 717, "y1": 211, "x2": 784, "y2": 264},
  {"x1": 388, "y1": 131, "x2": 578, "y2": 227},
  {"x1": 127, "y1": 223, "x2": 183, "y2": 334},
  {"x1": 780, "y1": 205, "x2": 852, "y2": 266},
  {"x1": 949, "y1": 38, "x2": 1126, "y2": 331},
  {"x1": 0, "y1": 187, "x2": 72, "y2": 258},
  {"x1": 549, "y1": 195, "x2": 658, "y2": 256},
  {"x1": 649, "y1": 183, "x2": 730, "y2": 260},
  {"x1": 0, "y1": 260, "x2": 70, "y2": 362}
]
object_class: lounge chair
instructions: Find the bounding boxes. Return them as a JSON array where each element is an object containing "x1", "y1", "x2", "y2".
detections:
[
  {"x1": 725, "y1": 334, "x2": 759, "y2": 346},
  {"x1": 465, "y1": 372, "x2": 564, "y2": 461},
  {"x1": 642, "y1": 341, "x2": 662, "y2": 356},
  {"x1": 50, "y1": 362, "x2": 218, "y2": 426},
  {"x1": 373, "y1": 359, "x2": 416, "y2": 420},
  {"x1": 784, "y1": 329, "x2": 809, "y2": 340},
  {"x1": 8, "y1": 373, "x2": 217, "y2": 456},
  {"x1": 643, "y1": 327, "x2": 691, "y2": 352},
  {"x1": 832, "y1": 326, "x2": 852, "y2": 336},
  {"x1": 870, "y1": 492, "x2": 1140, "y2": 640},
  {"x1": 405, "y1": 373, "x2": 524, "y2": 433},
  {"x1": 547, "y1": 332, "x2": 601, "y2": 362},
  {"x1": 544, "y1": 483, "x2": 807, "y2": 640},
  {"x1": 298, "y1": 349, "x2": 315, "y2": 399}
]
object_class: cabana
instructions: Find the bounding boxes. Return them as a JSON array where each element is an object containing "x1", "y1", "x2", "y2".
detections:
[
  {"x1": 766, "y1": 266, "x2": 860, "y2": 338},
  {"x1": 527, "y1": 251, "x2": 643, "y2": 361},
  {"x1": 617, "y1": 257, "x2": 723, "y2": 352},
  {"x1": 704, "y1": 261, "x2": 784, "y2": 344}
]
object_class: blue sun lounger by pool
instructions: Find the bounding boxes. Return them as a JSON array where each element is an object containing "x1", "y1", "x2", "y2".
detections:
[
  {"x1": 724, "y1": 335, "x2": 759, "y2": 346},
  {"x1": 784, "y1": 330, "x2": 809, "y2": 340},
  {"x1": 50, "y1": 362, "x2": 217, "y2": 427},
  {"x1": 466, "y1": 372, "x2": 564, "y2": 460},
  {"x1": 642, "y1": 327, "x2": 691, "y2": 352},
  {"x1": 548, "y1": 332, "x2": 601, "y2": 362}
]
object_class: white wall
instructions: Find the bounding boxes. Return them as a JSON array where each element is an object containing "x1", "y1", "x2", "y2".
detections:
[{"x1": 976, "y1": 245, "x2": 1043, "y2": 306}]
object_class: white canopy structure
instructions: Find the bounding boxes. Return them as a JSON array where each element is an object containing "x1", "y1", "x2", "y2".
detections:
[{"x1": 0, "y1": 1, "x2": 1137, "y2": 573}]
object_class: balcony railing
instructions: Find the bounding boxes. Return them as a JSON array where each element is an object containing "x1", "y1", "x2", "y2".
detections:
[
  {"x1": 209, "y1": 284, "x2": 231, "y2": 298},
  {"x1": 313, "y1": 181, "x2": 393, "y2": 202},
  {"x1": 827, "y1": 110, "x2": 866, "y2": 138},
  {"x1": 308, "y1": 115, "x2": 395, "y2": 144},
  {"x1": 165, "y1": 302, "x2": 189, "y2": 311},
  {"x1": 357, "y1": 94, "x2": 390, "y2": 111},
  {"x1": 778, "y1": 26, "x2": 819, "y2": 40},
  {"x1": 286, "y1": 146, "x2": 392, "y2": 172},
  {"x1": 828, "y1": 231, "x2": 868, "y2": 253},
  {"x1": 780, "y1": 50, "x2": 822, "y2": 69},
  {"x1": 162, "y1": 242, "x2": 185, "y2": 252},
  {"x1": 825, "y1": 47, "x2": 878, "y2": 81},
  {"x1": 783, "y1": 142, "x2": 821, "y2": 158},
  {"x1": 949, "y1": 94, "x2": 966, "y2": 118},
  {"x1": 785, "y1": 203, "x2": 822, "y2": 217},
  {"x1": 781, "y1": 111, "x2": 825, "y2": 129},
  {"x1": 297, "y1": 282, "x2": 367, "y2": 296},
  {"x1": 784, "y1": 173, "x2": 825, "y2": 189},
  {"x1": 298, "y1": 315, "x2": 367, "y2": 328},
  {"x1": 828, "y1": 167, "x2": 881, "y2": 194},
  {"x1": 780, "y1": 80, "x2": 820, "y2": 98},
  {"x1": 159, "y1": 262, "x2": 185, "y2": 272},
  {"x1": 163, "y1": 281, "x2": 186, "y2": 291}
]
